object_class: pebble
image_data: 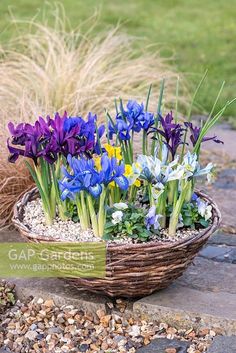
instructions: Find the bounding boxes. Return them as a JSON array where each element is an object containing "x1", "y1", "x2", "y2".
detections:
[
  {"x1": 29, "y1": 323, "x2": 37, "y2": 331},
  {"x1": 44, "y1": 299, "x2": 54, "y2": 308},
  {"x1": 165, "y1": 349, "x2": 177, "y2": 353},
  {"x1": 25, "y1": 330, "x2": 38, "y2": 340},
  {"x1": 67, "y1": 318, "x2": 74, "y2": 325},
  {"x1": 47, "y1": 327, "x2": 63, "y2": 334},
  {"x1": 37, "y1": 298, "x2": 44, "y2": 305},
  {"x1": 129, "y1": 325, "x2": 141, "y2": 337}
]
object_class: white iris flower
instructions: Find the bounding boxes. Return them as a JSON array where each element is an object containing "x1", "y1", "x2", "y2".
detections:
[{"x1": 183, "y1": 152, "x2": 213, "y2": 179}]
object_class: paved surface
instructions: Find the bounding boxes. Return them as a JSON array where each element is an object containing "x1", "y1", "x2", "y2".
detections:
[
  {"x1": 207, "y1": 335, "x2": 236, "y2": 353},
  {"x1": 196, "y1": 123, "x2": 236, "y2": 231},
  {"x1": 136, "y1": 338, "x2": 190, "y2": 353},
  {"x1": 202, "y1": 123, "x2": 236, "y2": 161},
  {"x1": 205, "y1": 168, "x2": 236, "y2": 231}
]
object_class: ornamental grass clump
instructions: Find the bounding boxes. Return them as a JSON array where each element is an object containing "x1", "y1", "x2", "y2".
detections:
[
  {"x1": 7, "y1": 76, "x2": 235, "y2": 240},
  {"x1": 0, "y1": 7, "x2": 186, "y2": 229}
]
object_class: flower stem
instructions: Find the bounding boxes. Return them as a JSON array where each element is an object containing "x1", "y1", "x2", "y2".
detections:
[
  {"x1": 148, "y1": 184, "x2": 155, "y2": 206},
  {"x1": 157, "y1": 190, "x2": 167, "y2": 228},
  {"x1": 151, "y1": 79, "x2": 165, "y2": 156},
  {"x1": 98, "y1": 188, "x2": 107, "y2": 237},
  {"x1": 87, "y1": 194, "x2": 99, "y2": 236},
  {"x1": 80, "y1": 191, "x2": 89, "y2": 229},
  {"x1": 169, "y1": 182, "x2": 189, "y2": 237},
  {"x1": 185, "y1": 179, "x2": 194, "y2": 203},
  {"x1": 142, "y1": 130, "x2": 147, "y2": 155},
  {"x1": 168, "y1": 180, "x2": 178, "y2": 206},
  {"x1": 76, "y1": 195, "x2": 86, "y2": 230}
]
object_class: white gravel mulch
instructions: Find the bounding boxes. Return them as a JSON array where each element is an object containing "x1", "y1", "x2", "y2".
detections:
[
  {"x1": 23, "y1": 200, "x2": 100, "y2": 243},
  {"x1": 23, "y1": 199, "x2": 200, "y2": 244}
]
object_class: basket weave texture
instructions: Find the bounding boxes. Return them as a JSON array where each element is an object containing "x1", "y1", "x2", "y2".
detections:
[{"x1": 13, "y1": 188, "x2": 221, "y2": 298}]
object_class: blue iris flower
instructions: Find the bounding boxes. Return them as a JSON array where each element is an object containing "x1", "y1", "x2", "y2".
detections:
[
  {"x1": 59, "y1": 155, "x2": 103, "y2": 200},
  {"x1": 59, "y1": 154, "x2": 129, "y2": 201},
  {"x1": 108, "y1": 118, "x2": 133, "y2": 141},
  {"x1": 100, "y1": 154, "x2": 129, "y2": 190},
  {"x1": 63, "y1": 116, "x2": 84, "y2": 133},
  {"x1": 108, "y1": 100, "x2": 155, "y2": 141}
]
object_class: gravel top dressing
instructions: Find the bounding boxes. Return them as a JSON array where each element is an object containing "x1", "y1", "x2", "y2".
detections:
[
  {"x1": 23, "y1": 199, "x2": 199, "y2": 244},
  {"x1": 23, "y1": 199, "x2": 100, "y2": 243},
  {"x1": 0, "y1": 296, "x2": 215, "y2": 353}
]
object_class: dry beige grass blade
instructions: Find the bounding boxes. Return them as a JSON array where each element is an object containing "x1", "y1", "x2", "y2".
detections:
[
  {"x1": 0, "y1": 10, "x2": 188, "y2": 228},
  {"x1": 0, "y1": 160, "x2": 34, "y2": 230}
]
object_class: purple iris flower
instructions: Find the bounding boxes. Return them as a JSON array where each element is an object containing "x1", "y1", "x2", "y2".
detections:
[
  {"x1": 63, "y1": 112, "x2": 105, "y2": 155},
  {"x1": 156, "y1": 111, "x2": 184, "y2": 159},
  {"x1": 49, "y1": 112, "x2": 82, "y2": 157},
  {"x1": 132, "y1": 111, "x2": 155, "y2": 132},
  {"x1": 7, "y1": 119, "x2": 57, "y2": 164},
  {"x1": 126, "y1": 100, "x2": 144, "y2": 120},
  {"x1": 7, "y1": 111, "x2": 105, "y2": 165},
  {"x1": 7, "y1": 122, "x2": 28, "y2": 146},
  {"x1": 184, "y1": 122, "x2": 223, "y2": 146},
  {"x1": 63, "y1": 116, "x2": 84, "y2": 133}
]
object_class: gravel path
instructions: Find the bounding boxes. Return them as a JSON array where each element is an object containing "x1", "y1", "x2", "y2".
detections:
[{"x1": 0, "y1": 297, "x2": 216, "y2": 353}]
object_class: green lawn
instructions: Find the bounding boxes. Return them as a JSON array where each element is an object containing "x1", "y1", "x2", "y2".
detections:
[{"x1": 0, "y1": 0, "x2": 236, "y2": 118}]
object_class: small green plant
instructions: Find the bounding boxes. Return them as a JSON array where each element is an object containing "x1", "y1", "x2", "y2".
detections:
[
  {"x1": 181, "y1": 201, "x2": 210, "y2": 228},
  {"x1": 104, "y1": 203, "x2": 156, "y2": 242},
  {"x1": 0, "y1": 280, "x2": 15, "y2": 314}
]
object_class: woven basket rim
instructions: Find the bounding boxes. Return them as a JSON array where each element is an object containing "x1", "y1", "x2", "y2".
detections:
[{"x1": 12, "y1": 187, "x2": 221, "y2": 251}]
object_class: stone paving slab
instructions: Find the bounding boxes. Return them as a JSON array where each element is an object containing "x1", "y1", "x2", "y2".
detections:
[
  {"x1": 199, "y1": 245, "x2": 236, "y2": 263},
  {"x1": 209, "y1": 187, "x2": 236, "y2": 231},
  {"x1": 7, "y1": 277, "x2": 107, "y2": 315},
  {"x1": 207, "y1": 335, "x2": 236, "y2": 353},
  {"x1": 136, "y1": 338, "x2": 190, "y2": 353},
  {"x1": 202, "y1": 168, "x2": 236, "y2": 231},
  {"x1": 199, "y1": 124, "x2": 236, "y2": 231},
  {"x1": 178, "y1": 257, "x2": 236, "y2": 294},
  {"x1": 0, "y1": 230, "x2": 23, "y2": 242},
  {"x1": 208, "y1": 231, "x2": 236, "y2": 246},
  {"x1": 202, "y1": 123, "x2": 236, "y2": 161},
  {"x1": 133, "y1": 284, "x2": 236, "y2": 335}
]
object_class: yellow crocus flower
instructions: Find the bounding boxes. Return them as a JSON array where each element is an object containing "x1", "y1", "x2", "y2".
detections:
[
  {"x1": 134, "y1": 179, "x2": 141, "y2": 187},
  {"x1": 94, "y1": 156, "x2": 102, "y2": 171},
  {"x1": 124, "y1": 164, "x2": 133, "y2": 176},
  {"x1": 104, "y1": 143, "x2": 122, "y2": 160},
  {"x1": 124, "y1": 164, "x2": 141, "y2": 187}
]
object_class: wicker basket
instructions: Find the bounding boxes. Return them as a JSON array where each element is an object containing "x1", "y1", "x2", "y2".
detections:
[{"x1": 13, "y1": 188, "x2": 221, "y2": 298}]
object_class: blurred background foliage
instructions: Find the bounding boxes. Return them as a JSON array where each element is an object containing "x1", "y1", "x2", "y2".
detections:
[{"x1": 0, "y1": 0, "x2": 235, "y2": 119}]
